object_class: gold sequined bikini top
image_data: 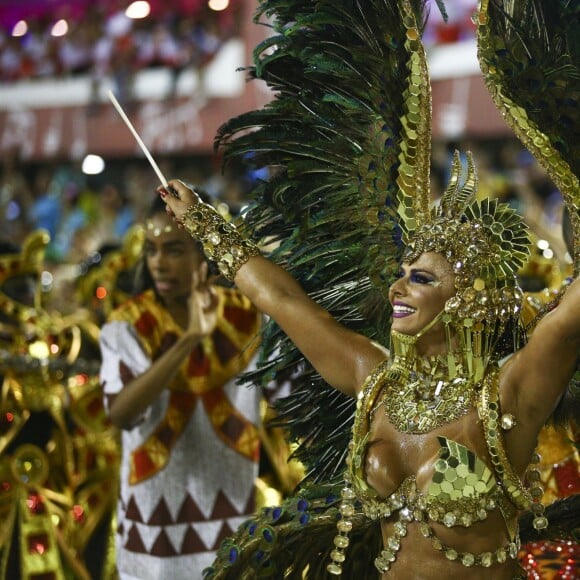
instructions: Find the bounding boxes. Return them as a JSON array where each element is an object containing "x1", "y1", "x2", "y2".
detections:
[{"x1": 343, "y1": 361, "x2": 535, "y2": 573}]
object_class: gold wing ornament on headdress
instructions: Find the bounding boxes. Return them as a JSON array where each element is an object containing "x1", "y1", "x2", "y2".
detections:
[{"x1": 476, "y1": 0, "x2": 580, "y2": 273}]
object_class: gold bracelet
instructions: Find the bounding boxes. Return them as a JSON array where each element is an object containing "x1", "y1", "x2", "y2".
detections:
[{"x1": 181, "y1": 201, "x2": 260, "y2": 281}]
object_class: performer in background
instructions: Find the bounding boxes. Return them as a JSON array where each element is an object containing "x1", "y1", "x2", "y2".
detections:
[{"x1": 99, "y1": 194, "x2": 263, "y2": 579}]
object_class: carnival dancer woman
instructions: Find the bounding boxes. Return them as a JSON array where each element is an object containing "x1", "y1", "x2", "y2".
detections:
[
  {"x1": 158, "y1": 0, "x2": 579, "y2": 578},
  {"x1": 99, "y1": 195, "x2": 263, "y2": 579},
  {"x1": 159, "y1": 168, "x2": 578, "y2": 579}
]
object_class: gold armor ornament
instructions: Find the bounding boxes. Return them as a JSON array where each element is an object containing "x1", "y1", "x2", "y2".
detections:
[
  {"x1": 0, "y1": 230, "x2": 118, "y2": 580},
  {"x1": 181, "y1": 201, "x2": 261, "y2": 282}
]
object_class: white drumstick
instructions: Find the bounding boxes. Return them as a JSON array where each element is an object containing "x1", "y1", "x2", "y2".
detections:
[{"x1": 107, "y1": 90, "x2": 169, "y2": 188}]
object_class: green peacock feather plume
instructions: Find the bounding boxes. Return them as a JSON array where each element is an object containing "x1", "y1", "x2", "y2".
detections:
[{"x1": 218, "y1": 0, "x2": 441, "y2": 485}]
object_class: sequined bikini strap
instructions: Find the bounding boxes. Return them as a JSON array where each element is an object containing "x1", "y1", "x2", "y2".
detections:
[
  {"x1": 329, "y1": 360, "x2": 391, "y2": 576},
  {"x1": 479, "y1": 368, "x2": 532, "y2": 538},
  {"x1": 348, "y1": 359, "x2": 392, "y2": 498}
]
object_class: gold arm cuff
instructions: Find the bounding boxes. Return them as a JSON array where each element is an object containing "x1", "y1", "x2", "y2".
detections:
[{"x1": 181, "y1": 201, "x2": 261, "y2": 281}]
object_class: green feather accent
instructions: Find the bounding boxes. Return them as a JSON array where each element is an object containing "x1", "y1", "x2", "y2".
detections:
[
  {"x1": 203, "y1": 483, "x2": 381, "y2": 579},
  {"x1": 217, "y1": 0, "x2": 437, "y2": 485}
]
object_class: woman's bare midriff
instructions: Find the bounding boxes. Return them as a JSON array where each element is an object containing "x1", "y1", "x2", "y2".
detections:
[{"x1": 376, "y1": 521, "x2": 522, "y2": 579}]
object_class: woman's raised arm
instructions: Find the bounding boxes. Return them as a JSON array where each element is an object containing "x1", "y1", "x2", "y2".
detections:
[
  {"x1": 501, "y1": 276, "x2": 580, "y2": 430},
  {"x1": 160, "y1": 179, "x2": 388, "y2": 396}
]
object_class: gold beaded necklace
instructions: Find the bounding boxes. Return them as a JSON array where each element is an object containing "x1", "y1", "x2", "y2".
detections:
[{"x1": 381, "y1": 329, "x2": 477, "y2": 433}]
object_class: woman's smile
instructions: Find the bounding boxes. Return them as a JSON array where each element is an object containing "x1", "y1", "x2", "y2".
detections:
[{"x1": 391, "y1": 301, "x2": 417, "y2": 318}]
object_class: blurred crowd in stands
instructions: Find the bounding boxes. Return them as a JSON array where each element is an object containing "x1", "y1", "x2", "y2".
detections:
[
  {"x1": 0, "y1": 136, "x2": 570, "y2": 309},
  {"x1": 0, "y1": 0, "x2": 477, "y2": 86},
  {"x1": 0, "y1": 150, "x2": 245, "y2": 257},
  {"x1": 0, "y1": 0, "x2": 242, "y2": 101}
]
